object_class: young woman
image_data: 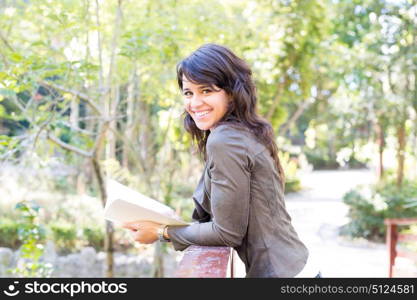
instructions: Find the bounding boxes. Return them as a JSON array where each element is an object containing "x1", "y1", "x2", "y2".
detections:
[{"x1": 123, "y1": 43, "x2": 320, "y2": 278}]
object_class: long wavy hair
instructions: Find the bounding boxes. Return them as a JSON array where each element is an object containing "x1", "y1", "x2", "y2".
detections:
[{"x1": 176, "y1": 43, "x2": 285, "y2": 189}]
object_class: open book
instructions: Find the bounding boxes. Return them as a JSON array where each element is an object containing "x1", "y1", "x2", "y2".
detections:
[{"x1": 104, "y1": 178, "x2": 189, "y2": 226}]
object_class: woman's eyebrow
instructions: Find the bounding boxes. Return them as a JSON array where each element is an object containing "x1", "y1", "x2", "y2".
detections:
[{"x1": 183, "y1": 85, "x2": 211, "y2": 91}]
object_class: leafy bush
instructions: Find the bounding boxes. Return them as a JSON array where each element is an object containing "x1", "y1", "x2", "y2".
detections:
[
  {"x1": 49, "y1": 222, "x2": 80, "y2": 254},
  {"x1": 345, "y1": 155, "x2": 368, "y2": 169},
  {"x1": 50, "y1": 223, "x2": 105, "y2": 253},
  {"x1": 304, "y1": 148, "x2": 339, "y2": 170},
  {"x1": 285, "y1": 179, "x2": 302, "y2": 194},
  {"x1": 0, "y1": 219, "x2": 21, "y2": 248},
  {"x1": 1, "y1": 219, "x2": 107, "y2": 253},
  {"x1": 8, "y1": 201, "x2": 52, "y2": 277},
  {"x1": 341, "y1": 180, "x2": 417, "y2": 242},
  {"x1": 83, "y1": 227, "x2": 104, "y2": 250},
  {"x1": 279, "y1": 151, "x2": 302, "y2": 194}
]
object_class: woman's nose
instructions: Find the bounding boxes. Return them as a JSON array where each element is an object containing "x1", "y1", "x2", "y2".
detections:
[{"x1": 189, "y1": 94, "x2": 205, "y2": 108}]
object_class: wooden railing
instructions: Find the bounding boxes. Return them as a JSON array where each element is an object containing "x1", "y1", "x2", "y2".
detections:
[
  {"x1": 174, "y1": 245, "x2": 237, "y2": 278},
  {"x1": 384, "y1": 218, "x2": 417, "y2": 277}
]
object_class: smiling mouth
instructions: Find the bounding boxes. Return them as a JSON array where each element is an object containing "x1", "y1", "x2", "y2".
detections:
[{"x1": 193, "y1": 110, "x2": 212, "y2": 119}]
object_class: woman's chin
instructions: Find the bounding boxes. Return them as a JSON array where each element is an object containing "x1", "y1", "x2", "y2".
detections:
[{"x1": 195, "y1": 121, "x2": 213, "y2": 131}]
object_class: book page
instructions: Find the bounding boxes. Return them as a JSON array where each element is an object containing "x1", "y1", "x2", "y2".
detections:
[{"x1": 104, "y1": 178, "x2": 189, "y2": 226}]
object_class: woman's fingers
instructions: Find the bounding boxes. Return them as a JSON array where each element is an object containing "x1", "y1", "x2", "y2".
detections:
[
  {"x1": 122, "y1": 220, "x2": 161, "y2": 230},
  {"x1": 131, "y1": 228, "x2": 156, "y2": 244},
  {"x1": 132, "y1": 230, "x2": 142, "y2": 241},
  {"x1": 122, "y1": 220, "x2": 162, "y2": 245},
  {"x1": 121, "y1": 221, "x2": 141, "y2": 231}
]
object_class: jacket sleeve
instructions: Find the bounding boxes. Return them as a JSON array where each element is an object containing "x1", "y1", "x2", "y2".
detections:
[{"x1": 168, "y1": 128, "x2": 252, "y2": 251}]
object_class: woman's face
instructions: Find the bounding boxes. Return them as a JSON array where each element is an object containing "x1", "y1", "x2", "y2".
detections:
[{"x1": 182, "y1": 76, "x2": 230, "y2": 131}]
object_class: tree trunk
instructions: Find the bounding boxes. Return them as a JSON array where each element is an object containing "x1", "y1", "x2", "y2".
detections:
[
  {"x1": 153, "y1": 242, "x2": 164, "y2": 277},
  {"x1": 106, "y1": 86, "x2": 118, "y2": 160},
  {"x1": 101, "y1": 1, "x2": 123, "y2": 277},
  {"x1": 104, "y1": 0, "x2": 123, "y2": 162},
  {"x1": 70, "y1": 97, "x2": 79, "y2": 127},
  {"x1": 83, "y1": 105, "x2": 96, "y2": 188},
  {"x1": 396, "y1": 119, "x2": 406, "y2": 187},
  {"x1": 375, "y1": 121, "x2": 385, "y2": 180},
  {"x1": 123, "y1": 66, "x2": 139, "y2": 170},
  {"x1": 104, "y1": 221, "x2": 114, "y2": 277},
  {"x1": 92, "y1": 154, "x2": 114, "y2": 277},
  {"x1": 138, "y1": 100, "x2": 154, "y2": 189}
]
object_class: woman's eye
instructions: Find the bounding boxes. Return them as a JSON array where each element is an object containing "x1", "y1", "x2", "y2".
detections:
[
  {"x1": 202, "y1": 89, "x2": 211, "y2": 94},
  {"x1": 183, "y1": 91, "x2": 192, "y2": 96}
]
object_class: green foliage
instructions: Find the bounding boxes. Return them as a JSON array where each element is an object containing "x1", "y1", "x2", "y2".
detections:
[
  {"x1": 7, "y1": 201, "x2": 52, "y2": 278},
  {"x1": 49, "y1": 222, "x2": 78, "y2": 254},
  {"x1": 82, "y1": 227, "x2": 104, "y2": 250},
  {"x1": 401, "y1": 225, "x2": 417, "y2": 253},
  {"x1": 304, "y1": 149, "x2": 339, "y2": 170},
  {"x1": 279, "y1": 151, "x2": 302, "y2": 193},
  {"x1": 0, "y1": 135, "x2": 23, "y2": 157},
  {"x1": 285, "y1": 180, "x2": 302, "y2": 194},
  {"x1": 46, "y1": 223, "x2": 105, "y2": 253},
  {"x1": 50, "y1": 175, "x2": 78, "y2": 194},
  {"x1": 341, "y1": 180, "x2": 417, "y2": 242},
  {"x1": 0, "y1": 219, "x2": 104, "y2": 253},
  {"x1": 0, "y1": 219, "x2": 21, "y2": 248},
  {"x1": 1, "y1": 219, "x2": 106, "y2": 254}
]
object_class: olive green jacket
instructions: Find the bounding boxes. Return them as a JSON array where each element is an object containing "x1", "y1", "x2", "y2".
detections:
[{"x1": 167, "y1": 123, "x2": 308, "y2": 277}]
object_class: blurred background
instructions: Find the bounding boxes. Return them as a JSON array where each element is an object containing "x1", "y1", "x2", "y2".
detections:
[{"x1": 0, "y1": 0, "x2": 416, "y2": 278}]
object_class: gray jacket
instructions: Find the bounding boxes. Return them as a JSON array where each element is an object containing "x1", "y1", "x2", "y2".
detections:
[{"x1": 167, "y1": 123, "x2": 309, "y2": 277}]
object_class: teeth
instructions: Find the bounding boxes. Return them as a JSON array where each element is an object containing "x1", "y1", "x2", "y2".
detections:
[{"x1": 195, "y1": 111, "x2": 210, "y2": 117}]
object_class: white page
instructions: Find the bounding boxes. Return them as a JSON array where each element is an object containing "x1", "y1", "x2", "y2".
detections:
[{"x1": 104, "y1": 179, "x2": 189, "y2": 226}]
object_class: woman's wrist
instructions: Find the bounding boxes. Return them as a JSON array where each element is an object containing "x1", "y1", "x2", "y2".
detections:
[{"x1": 163, "y1": 225, "x2": 170, "y2": 239}]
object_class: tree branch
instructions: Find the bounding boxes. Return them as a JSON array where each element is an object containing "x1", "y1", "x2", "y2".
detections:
[
  {"x1": 93, "y1": 120, "x2": 110, "y2": 157},
  {"x1": 47, "y1": 132, "x2": 92, "y2": 158},
  {"x1": 108, "y1": 123, "x2": 146, "y2": 174},
  {"x1": 39, "y1": 80, "x2": 102, "y2": 115},
  {"x1": 59, "y1": 121, "x2": 96, "y2": 135},
  {"x1": 0, "y1": 29, "x2": 15, "y2": 52},
  {"x1": 265, "y1": 74, "x2": 290, "y2": 121},
  {"x1": 279, "y1": 98, "x2": 314, "y2": 135}
]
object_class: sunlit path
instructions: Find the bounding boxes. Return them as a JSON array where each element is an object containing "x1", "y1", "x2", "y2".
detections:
[{"x1": 286, "y1": 169, "x2": 389, "y2": 277}]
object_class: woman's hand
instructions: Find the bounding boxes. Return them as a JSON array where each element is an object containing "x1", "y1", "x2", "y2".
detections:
[
  {"x1": 163, "y1": 209, "x2": 182, "y2": 221},
  {"x1": 122, "y1": 220, "x2": 163, "y2": 244}
]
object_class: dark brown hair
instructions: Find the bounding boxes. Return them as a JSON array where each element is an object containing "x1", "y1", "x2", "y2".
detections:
[{"x1": 176, "y1": 43, "x2": 285, "y2": 188}]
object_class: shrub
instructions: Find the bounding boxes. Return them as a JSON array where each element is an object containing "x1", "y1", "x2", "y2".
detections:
[
  {"x1": 83, "y1": 227, "x2": 104, "y2": 250},
  {"x1": 0, "y1": 219, "x2": 21, "y2": 248},
  {"x1": 304, "y1": 149, "x2": 339, "y2": 170},
  {"x1": 1, "y1": 219, "x2": 108, "y2": 253},
  {"x1": 8, "y1": 201, "x2": 52, "y2": 277},
  {"x1": 341, "y1": 180, "x2": 417, "y2": 242},
  {"x1": 279, "y1": 151, "x2": 303, "y2": 194},
  {"x1": 285, "y1": 179, "x2": 301, "y2": 194},
  {"x1": 47, "y1": 223, "x2": 107, "y2": 253},
  {"x1": 49, "y1": 222, "x2": 78, "y2": 253}
]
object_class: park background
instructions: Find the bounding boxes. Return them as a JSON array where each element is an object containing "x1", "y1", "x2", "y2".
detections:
[{"x1": 0, "y1": 0, "x2": 416, "y2": 277}]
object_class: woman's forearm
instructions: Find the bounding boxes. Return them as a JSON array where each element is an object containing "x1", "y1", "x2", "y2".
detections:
[{"x1": 167, "y1": 221, "x2": 244, "y2": 251}]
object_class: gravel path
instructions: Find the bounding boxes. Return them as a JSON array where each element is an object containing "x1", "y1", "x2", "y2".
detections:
[{"x1": 285, "y1": 169, "x2": 390, "y2": 278}]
